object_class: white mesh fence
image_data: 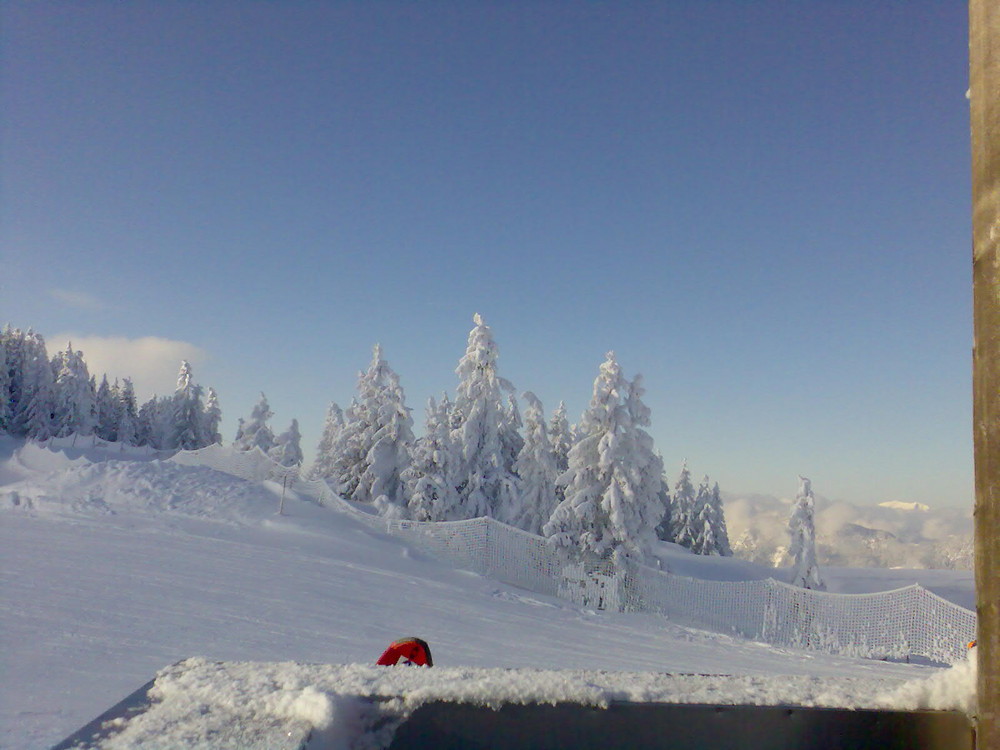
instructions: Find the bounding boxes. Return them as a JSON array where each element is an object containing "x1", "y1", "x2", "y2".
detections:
[{"x1": 168, "y1": 445, "x2": 977, "y2": 665}]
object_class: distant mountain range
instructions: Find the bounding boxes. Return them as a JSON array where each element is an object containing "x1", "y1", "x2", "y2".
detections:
[{"x1": 723, "y1": 492, "x2": 973, "y2": 570}]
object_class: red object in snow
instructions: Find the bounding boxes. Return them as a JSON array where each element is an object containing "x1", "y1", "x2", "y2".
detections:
[{"x1": 376, "y1": 637, "x2": 433, "y2": 667}]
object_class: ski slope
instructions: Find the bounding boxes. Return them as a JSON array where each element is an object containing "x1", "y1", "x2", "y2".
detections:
[{"x1": 0, "y1": 438, "x2": 977, "y2": 748}]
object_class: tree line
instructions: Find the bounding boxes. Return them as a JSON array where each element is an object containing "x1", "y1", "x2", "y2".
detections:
[
  {"x1": 296, "y1": 314, "x2": 733, "y2": 562},
  {"x1": 1, "y1": 318, "x2": 739, "y2": 563},
  {"x1": 0, "y1": 327, "x2": 221, "y2": 451}
]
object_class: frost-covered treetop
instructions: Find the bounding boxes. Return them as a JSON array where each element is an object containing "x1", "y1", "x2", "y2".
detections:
[
  {"x1": 455, "y1": 313, "x2": 512, "y2": 392},
  {"x1": 580, "y1": 351, "x2": 624, "y2": 434},
  {"x1": 233, "y1": 392, "x2": 276, "y2": 453},
  {"x1": 176, "y1": 361, "x2": 194, "y2": 392},
  {"x1": 798, "y1": 475, "x2": 812, "y2": 497}
]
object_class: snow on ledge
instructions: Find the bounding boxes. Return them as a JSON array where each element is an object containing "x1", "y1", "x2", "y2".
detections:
[{"x1": 95, "y1": 656, "x2": 977, "y2": 748}]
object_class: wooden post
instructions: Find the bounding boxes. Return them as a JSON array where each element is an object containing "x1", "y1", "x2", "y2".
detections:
[
  {"x1": 971, "y1": 0, "x2": 1000, "y2": 746},
  {"x1": 277, "y1": 474, "x2": 289, "y2": 516}
]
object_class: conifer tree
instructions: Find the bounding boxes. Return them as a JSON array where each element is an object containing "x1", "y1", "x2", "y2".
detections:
[
  {"x1": 145, "y1": 395, "x2": 176, "y2": 448},
  {"x1": 168, "y1": 361, "x2": 204, "y2": 450},
  {"x1": 201, "y1": 387, "x2": 222, "y2": 445},
  {"x1": 116, "y1": 378, "x2": 139, "y2": 446},
  {"x1": 89, "y1": 374, "x2": 99, "y2": 427},
  {"x1": 693, "y1": 480, "x2": 732, "y2": 556},
  {"x1": 654, "y1": 461, "x2": 673, "y2": 541},
  {"x1": 51, "y1": 344, "x2": 95, "y2": 438},
  {"x1": 406, "y1": 395, "x2": 462, "y2": 521},
  {"x1": 144, "y1": 395, "x2": 180, "y2": 448},
  {"x1": 548, "y1": 401, "x2": 573, "y2": 476},
  {"x1": 500, "y1": 394, "x2": 525, "y2": 474},
  {"x1": 510, "y1": 392, "x2": 559, "y2": 534},
  {"x1": 233, "y1": 393, "x2": 275, "y2": 453},
  {"x1": 94, "y1": 375, "x2": 117, "y2": 441},
  {"x1": 270, "y1": 419, "x2": 304, "y2": 467},
  {"x1": 689, "y1": 475, "x2": 712, "y2": 553},
  {"x1": 621, "y1": 372, "x2": 667, "y2": 542},
  {"x1": 11, "y1": 330, "x2": 56, "y2": 439},
  {"x1": 3, "y1": 328, "x2": 24, "y2": 430},
  {"x1": 0, "y1": 336, "x2": 9, "y2": 434},
  {"x1": 135, "y1": 396, "x2": 158, "y2": 447},
  {"x1": 547, "y1": 400, "x2": 573, "y2": 506},
  {"x1": 308, "y1": 402, "x2": 345, "y2": 482},
  {"x1": 669, "y1": 461, "x2": 698, "y2": 551},
  {"x1": 543, "y1": 352, "x2": 663, "y2": 559},
  {"x1": 788, "y1": 476, "x2": 825, "y2": 590},
  {"x1": 450, "y1": 314, "x2": 519, "y2": 520},
  {"x1": 1, "y1": 327, "x2": 20, "y2": 434},
  {"x1": 331, "y1": 345, "x2": 414, "y2": 510}
]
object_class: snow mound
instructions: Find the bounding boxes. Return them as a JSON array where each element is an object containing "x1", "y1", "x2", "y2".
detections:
[
  {"x1": 877, "y1": 650, "x2": 977, "y2": 714},
  {"x1": 0, "y1": 452, "x2": 280, "y2": 523}
]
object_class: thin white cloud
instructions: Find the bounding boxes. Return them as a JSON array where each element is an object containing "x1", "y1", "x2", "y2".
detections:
[
  {"x1": 47, "y1": 334, "x2": 208, "y2": 402},
  {"x1": 48, "y1": 288, "x2": 108, "y2": 311}
]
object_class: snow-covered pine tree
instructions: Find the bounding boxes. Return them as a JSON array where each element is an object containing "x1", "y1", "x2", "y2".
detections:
[
  {"x1": 233, "y1": 393, "x2": 275, "y2": 453},
  {"x1": 501, "y1": 394, "x2": 524, "y2": 472},
  {"x1": 139, "y1": 394, "x2": 177, "y2": 448},
  {"x1": 620, "y1": 372, "x2": 666, "y2": 545},
  {"x1": 331, "y1": 345, "x2": 414, "y2": 510},
  {"x1": 0, "y1": 327, "x2": 20, "y2": 435},
  {"x1": 543, "y1": 352, "x2": 663, "y2": 560},
  {"x1": 547, "y1": 400, "x2": 573, "y2": 507},
  {"x1": 696, "y1": 481, "x2": 732, "y2": 556},
  {"x1": 405, "y1": 395, "x2": 462, "y2": 521},
  {"x1": 270, "y1": 419, "x2": 304, "y2": 467},
  {"x1": 494, "y1": 393, "x2": 524, "y2": 525},
  {"x1": 89, "y1": 374, "x2": 99, "y2": 430},
  {"x1": 548, "y1": 401, "x2": 572, "y2": 474},
  {"x1": 135, "y1": 396, "x2": 157, "y2": 447},
  {"x1": 51, "y1": 344, "x2": 96, "y2": 438},
  {"x1": 94, "y1": 375, "x2": 118, "y2": 441},
  {"x1": 115, "y1": 378, "x2": 139, "y2": 446},
  {"x1": 10, "y1": 330, "x2": 56, "y2": 439},
  {"x1": 3, "y1": 328, "x2": 24, "y2": 434},
  {"x1": 168, "y1": 361, "x2": 204, "y2": 450},
  {"x1": 510, "y1": 392, "x2": 559, "y2": 534},
  {"x1": 669, "y1": 461, "x2": 698, "y2": 551},
  {"x1": 688, "y1": 475, "x2": 711, "y2": 553},
  {"x1": 154, "y1": 396, "x2": 177, "y2": 448},
  {"x1": 308, "y1": 402, "x2": 345, "y2": 482},
  {"x1": 325, "y1": 401, "x2": 360, "y2": 493},
  {"x1": 0, "y1": 336, "x2": 9, "y2": 434},
  {"x1": 788, "y1": 475, "x2": 825, "y2": 590},
  {"x1": 654, "y1": 460, "x2": 673, "y2": 541},
  {"x1": 201, "y1": 387, "x2": 222, "y2": 445},
  {"x1": 450, "y1": 313, "x2": 519, "y2": 520}
]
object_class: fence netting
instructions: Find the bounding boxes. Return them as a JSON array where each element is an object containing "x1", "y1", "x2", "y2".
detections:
[{"x1": 169, "y1": 444, "x2": 976, "y2": 665}]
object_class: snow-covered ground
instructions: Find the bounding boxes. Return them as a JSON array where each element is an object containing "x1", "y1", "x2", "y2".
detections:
[{"x1": 0, "y1": 438, "x2": 977, "y2": 748}]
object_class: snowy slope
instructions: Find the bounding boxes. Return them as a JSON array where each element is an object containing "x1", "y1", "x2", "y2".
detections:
[{"x1": 0, "y1": 438, "x2": 976, "y2": 748}]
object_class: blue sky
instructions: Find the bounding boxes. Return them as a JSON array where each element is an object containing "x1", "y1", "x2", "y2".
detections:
[{"x1": 1, "y1": 2, "x2": 972, "y2": 507}]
